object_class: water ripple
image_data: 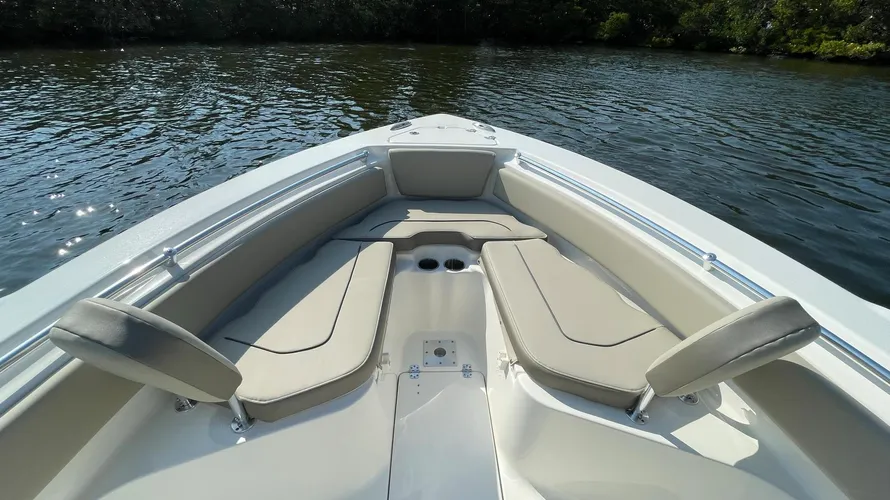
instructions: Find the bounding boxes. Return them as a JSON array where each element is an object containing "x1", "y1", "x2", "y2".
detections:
[{"x1": 1, "y1": 44, "x2": 889, "y2": 307}]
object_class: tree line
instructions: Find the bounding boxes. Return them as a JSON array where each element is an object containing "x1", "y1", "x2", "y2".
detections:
[{"x1": 1, "y1": 0, "x2": 887, "y2": 61}]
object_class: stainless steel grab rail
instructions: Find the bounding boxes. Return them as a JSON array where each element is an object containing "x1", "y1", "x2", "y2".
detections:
[
  {"x1": 516, "y1": 152, "x2": 890, "y2": 385},
  {"x1": 0, "y1": 150, "x2": 370, "y2": 372}
]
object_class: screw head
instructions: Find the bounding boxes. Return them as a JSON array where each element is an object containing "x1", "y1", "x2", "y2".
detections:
[
  {"x1": 701, "y1": 253, "x2": 716, "y2": 271},
  {"x1": 678, "y1": 393, "x2": 700, "y2": 405},
  {"x1": 626, "y1": 410, "x2": 649, "y2": 425},
  {"x1": 230, "y1": 417, "x2": 254, "y2": 433},
  {"x1": 162, "y1": 247, "x2": 178, "y2": 267},
  {"x1": 174, "y1": 397, "x2": 196, "y2": 413}
]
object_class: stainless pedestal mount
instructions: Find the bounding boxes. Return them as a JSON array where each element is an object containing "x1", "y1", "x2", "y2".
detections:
[
  {"x1": 626, "y1": 386, "x2": 655, "y2": 425},
  {"x1": 174, "y1": 396, "x2": 197, "y2": 413},
  {"x1": 423, "y1": 339, "x2": 457, "y2": 368},
  {"x1": 228, "y1": 395, "x2": 254, "y2": 433}
]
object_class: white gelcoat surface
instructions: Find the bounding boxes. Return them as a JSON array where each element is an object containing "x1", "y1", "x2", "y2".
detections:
[
  {"x1": 389, "y1": 126, "x2": 498, "y2": 145},
  {"x1": 37, "y1": 244, "x2": 845, "y2": 500},
  {"x1": 479, "y1": 273, "x2": 843, "y2": 500},
  {"x1": 385, "y1": 246, "x2": 502, "y2": 499},
  {"x1": 36, "y1": 386, "x2": 167, "y2": 500},
  {"x1": 390, "y1": 372, "x2": 500, "y2": 500},
  {"x1": 58, "y1": 377, "x2": 397, "y2": 500},
  {"x1": 382, "y1": 246, "x2": 488, "y2": 378},
  {"x1": 15, "y1": 116, "x2": 880, "y2": 500}
]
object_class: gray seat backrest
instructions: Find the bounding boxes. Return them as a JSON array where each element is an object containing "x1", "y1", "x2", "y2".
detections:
[
  {"x1": 390, "y1": 149, "x2": 495, "y2": 198},
  {"x1": 646, "y1": 297, "x2": 821, "y2": 397},
  {"x1": 50, "y1": 298, "x2": 241, "y2": 403}
]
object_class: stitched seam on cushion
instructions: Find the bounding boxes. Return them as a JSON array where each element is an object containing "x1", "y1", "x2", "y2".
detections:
[
  {"x1": 700, "y1": 301, "x2": 778, "y2": 340},
  {"x1": 514, "y1": 251, "x2": 646, "y2": 393},
  {"x1": 585, "y1": 327, "x2": 659, "y2": 347},
  {"x1": 661, "y1": 326, "x2": 815, "y2": 395},
  {"x1": 514, "y1": 247, "x2": 564, "y2": 338},
  {"x1": 514, "y1": 247, "x2": 658, "y2": 348},
  {"x1": 484, "y1": 247, "x2": 535, "y2": 370},
  {"x1": 240, "y1": 243, "x2": 393, "y2": 404},
  {"x1": 368, "y1": 218, "x2": 513, "y2": 232},
  {"x1": 224, "y1": 243, "x2": 362, "y2": 354},
  {"x1": 326, "y1": 242, "x2": 376, "y2": 354},
  {"x1": 486, "y1": 245, "x2": 643, "y2": 394}
]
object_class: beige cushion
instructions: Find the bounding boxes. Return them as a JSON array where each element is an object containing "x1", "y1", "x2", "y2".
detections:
[
  {"x1": 149, "y1": 167, "x2": 386, "y2": 336},
  {"x1": 49, "y1": 298, "x2": 242, "y2": 403},
  {"x1": 216, "y1": 241, "x2": 371, "y2": 353},
  {"x1": 494, "y1": 168, "x2": 735, "y2": 338},
  {"x1": 212, "y1": 240, "x2": 394, "y2": 421},
  {"x1": 1, "y1": 170, "x2": 387, "y2": 500},
  {"x1": 336, "y1": 199, "x2": 546, "y2": 251},
  {"x1": 390, "y1": 149, "x2": 495, "y2": 198},
  {"x1": 482, "y1": 239, "x2": 679, "y2": 408},
  {"x1": 647, "y1": 297, "x2": 821, "y2": 397}
]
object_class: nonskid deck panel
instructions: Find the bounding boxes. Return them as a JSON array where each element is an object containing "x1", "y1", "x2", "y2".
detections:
[{"x1": 389, "y1": 372, "x2": 500, "y2": 500}]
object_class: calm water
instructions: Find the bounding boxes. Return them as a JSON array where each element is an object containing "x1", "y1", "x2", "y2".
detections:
[{"x1": 1, "y1": 44, "x2": 889, "y2": 306}]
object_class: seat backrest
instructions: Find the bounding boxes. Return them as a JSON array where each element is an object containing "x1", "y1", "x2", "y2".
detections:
[
  {"x1": 150, "y1": 167, "x2": 386, "y2": 336},
  {"x1": 50, "y1": 298, "x2": 241, "y2": 403},
  {"x1": 646, "y1": 296, "x2": 821, "y2": 396},
  {"x1": 390, "y1": 149, "x2": 495, "y2": 198},
  {"x1": 493, "y1": 168, "x2": 735, "y2": 338}
]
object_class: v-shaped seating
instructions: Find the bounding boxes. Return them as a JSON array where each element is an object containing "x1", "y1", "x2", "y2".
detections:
[{"x1": 336, "y1": 199, "x2": 545, "y2": 250}]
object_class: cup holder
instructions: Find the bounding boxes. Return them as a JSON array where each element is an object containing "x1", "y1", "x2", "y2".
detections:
[
  {"x1": 418, "y1": 258, "x2": 439, "y2": 271},
  {"x1": 444, "y1": 259, "x2": 465, "y2": 271}
]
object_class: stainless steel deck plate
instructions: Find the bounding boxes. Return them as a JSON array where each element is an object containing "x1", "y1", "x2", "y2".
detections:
[{"x1": 423, "y1": 339, "x2": 457, "y2": 367}]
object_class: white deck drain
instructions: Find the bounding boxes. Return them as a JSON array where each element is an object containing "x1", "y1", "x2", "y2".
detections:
[{"x1": 423, "y1": 339, "x2": 457, "y2": 367}]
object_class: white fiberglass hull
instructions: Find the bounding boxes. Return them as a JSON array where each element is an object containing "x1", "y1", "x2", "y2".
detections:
[{"x1": 0, "y1": 115, "x2": 886, "y2": 500}]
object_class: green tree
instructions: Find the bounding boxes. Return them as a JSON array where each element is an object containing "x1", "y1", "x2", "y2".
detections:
[
  {"x1": 600, "y1": 11, "x2": 631, "y2": 41},
  {"x1": 0, "y1": 0, "x2": 887, "y2": 61}
]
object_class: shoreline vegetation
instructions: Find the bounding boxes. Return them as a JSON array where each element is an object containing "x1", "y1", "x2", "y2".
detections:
[{"x1": 0, "y1": 0, "x2": 887, "y2": 63}]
